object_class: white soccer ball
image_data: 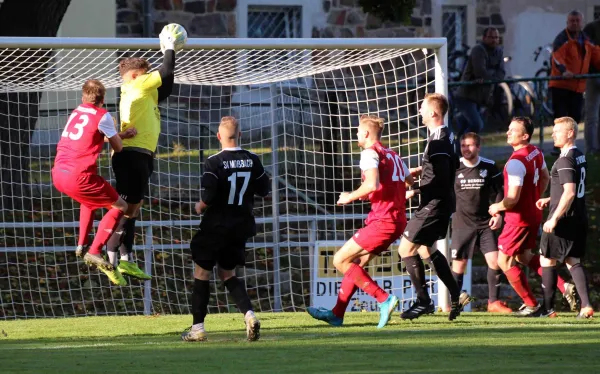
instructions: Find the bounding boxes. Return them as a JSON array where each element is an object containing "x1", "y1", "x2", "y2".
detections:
[{"x1": 160, "y1": 23, "x2": 188, "y2": 53}]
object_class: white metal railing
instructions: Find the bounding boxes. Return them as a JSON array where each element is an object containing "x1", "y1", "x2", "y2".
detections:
[
  {"x1": 0, "y1": 213, "x2": 450, "y2": 315},
  {"x1": 0, "y1": 214, "x2": 370, "y2": 314}
]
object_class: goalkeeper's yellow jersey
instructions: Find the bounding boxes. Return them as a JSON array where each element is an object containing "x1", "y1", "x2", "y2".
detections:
[{"x1": 119, "y1": 70, "x2": 162, "y2": 152}]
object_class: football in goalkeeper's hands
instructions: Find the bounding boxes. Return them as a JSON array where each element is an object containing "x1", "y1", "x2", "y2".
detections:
[{"x1": 159, "y1": 23, "x2": 187, "y2": 53}]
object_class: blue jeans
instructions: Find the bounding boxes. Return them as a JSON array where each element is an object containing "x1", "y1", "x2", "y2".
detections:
[{"x1": 453, "y1": 96, "x2": 484, "y2": 135}]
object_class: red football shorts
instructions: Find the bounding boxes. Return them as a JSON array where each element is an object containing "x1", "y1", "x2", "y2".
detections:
[
  {"x1": 52, "y1": 169, "x2": 119, "y2": 210},
  {"x1": 497, "y1": 223, "x2": 538, "y2": 256},
  {"x1": 353, "y1": 220, "x2": 406, "y2": 255}
]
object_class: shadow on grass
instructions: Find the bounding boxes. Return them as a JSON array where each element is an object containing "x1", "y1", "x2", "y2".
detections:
[
  {"x1": 2, "y1": 323, "x2": 599, "y2": 344},
  {"x1": 1, "y1": 325, "x2": 600, "y2": 374}
]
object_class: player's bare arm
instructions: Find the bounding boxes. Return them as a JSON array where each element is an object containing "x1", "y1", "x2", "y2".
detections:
[
  {"x1": 97, "y1": 112, "x2": 136, "y2": 152},
  {"x1": 195, "y1": 200, "x2": 208, "y2": 214},
  {"x1": 409, "y1": 166, "x2": 422, "y2": 177},
  {"x1": 489, "y1": 184, "x2": 522, "y2": 216},
  {"x1": 107, "y1": 134, "x2": 125, "y2": 153},
  {"x1": 119, "y1": 128, "x2": 137, "y2": 139},
  {"x1": 405, "y1": 172, "x2": 415, "y2": 187},
  {"x1": 405, "y1": 167, "x2": 421, "y2": 195},
  {"x1": 542, "y1": 182, "x2": 576, "y2": 233},
  {"x1": 536, "y1": 197, "x2": 551, "y2": 210},
  {"x1": 488, "y1": 214, "x2": 503, "y2": 230},
  {"x1": 489, "y1": 156, "x2": 526, "y2": 216},
  {"x1": 104, "y1": 127, "x2": 136, "y2": 141},
  {"x1": 337, "y1": 168, "x2": 379, "y2": 205}
]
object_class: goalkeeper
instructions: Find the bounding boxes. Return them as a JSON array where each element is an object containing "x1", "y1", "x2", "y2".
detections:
[{"x1": 102, "y1": 25, "x2": 185, "y2": 281}]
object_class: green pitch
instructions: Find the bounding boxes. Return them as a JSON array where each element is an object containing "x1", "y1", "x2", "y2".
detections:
[{"x1": 1, "y1": 312, "x2": 599, "y2": 373}]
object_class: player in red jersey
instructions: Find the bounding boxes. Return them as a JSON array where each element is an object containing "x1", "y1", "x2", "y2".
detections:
[
  {"x1": 306, "y1": 114, "x2": 413, "y2": 329},
  {"x1": 488, "y1": 117, "x2": 575, "y2": 315},
  {"x1": 52, "y1": 79, "x2": 137, "y2": 285}
]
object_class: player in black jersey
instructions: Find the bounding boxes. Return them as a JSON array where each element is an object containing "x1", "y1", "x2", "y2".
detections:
[
  {"x1": 182, "y1": 116, "x2": 270, "y2": 342},
  {"x1": 451, "y1": 133, "x2": 512, "y2": 313},
  {"x1": 536, "y1": 117, "x2": 593, "y2": 318},
  {"x1": 399, "y1": 93, "x2": 467, "y2": 321}
]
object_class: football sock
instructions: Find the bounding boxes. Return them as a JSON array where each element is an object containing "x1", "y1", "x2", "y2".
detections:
[
  {"x1": 504, "y1": 265, "x2": 537, "y2": 307},
  {"x1": 541, "y1": 266, "x2": 558, "y2": 311},
  {"x1": 404, "y1": 255, "x2": 430, "y2": 304},
  {"x1": 120, "y1": 217, "x2": 137, "y2": 259},
  {"x1": 346, "y1": 263, "x2": 388, "y2": 303},
  {"x1": 107, "y1": 251, "x2": 119, "y2": 268},
  {"x1": 332, "y1": 273, "x2": 358, "y2": 318},
  {"x1": 192, "y1": 278, "x2": 210, "y2": 324},
  {"x1": 224, "y1": 276, "x2": 253, "y2": 315},
  {"x1": 191, "y1": 322, "x2": 205, "y2": 331},
  {"x1": 569, "y1": 263, "x2": 590, "y2": 307},
  {"x1": 430, "y1": 250, "x2": 460, "y2": 300},
  {"x1": 487, "y1": 268, "x2": 503, "y2": 303},
  {"x1": 78, "y1": 205, "x2": 95, "y2": 246},
  {"x1": 88, "y1": 209, "x2": 123, "y2": 255},
  {"x1": 106, "y1": 216, "x2": 126, "y2": 253},
  {"x1": 452, "y1": 270, "x2": 464, "y2": 292},
  {"x1": 529, "y1": 254, "x2": 566, "y2": 294}
]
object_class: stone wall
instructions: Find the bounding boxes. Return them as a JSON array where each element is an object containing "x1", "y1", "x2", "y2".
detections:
[
  {"x1": 117, "y1": 0, "x2": 143, "y2": 36},
  {"x1": 314, "y1": 0, "x2": 431, "y2": 38},
  {"x1": 116, "y1": 0, "x2": 504, "y2": 41},
  {"x1": 117, "y1": 0, "x2": 237, "y2": 37},
  {"x1": 476, "y1": 0, "x2": 505, "y2": 39}
]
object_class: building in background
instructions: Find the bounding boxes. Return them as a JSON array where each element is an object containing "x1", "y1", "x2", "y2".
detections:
[
  {"x1": 33, "y1": 0, "x2": 600, "y2": 147},
  {"x1": 115, "y1": 0, "x2": 600, "y2": 78}
]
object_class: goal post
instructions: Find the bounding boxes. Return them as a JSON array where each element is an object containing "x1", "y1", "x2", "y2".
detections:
[{"x1": 0, "y1": 37, "x2": 456, "y2": 319}]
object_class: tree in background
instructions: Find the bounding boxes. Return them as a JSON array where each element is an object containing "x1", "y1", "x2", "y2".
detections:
[{"x1": 359, "y1": 0, "x2": 416, "y2": 24}]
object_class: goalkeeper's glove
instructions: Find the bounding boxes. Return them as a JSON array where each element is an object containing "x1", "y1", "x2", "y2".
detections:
[{"x1": 159, "y1": 24, "x2": 183, "y2": 53}]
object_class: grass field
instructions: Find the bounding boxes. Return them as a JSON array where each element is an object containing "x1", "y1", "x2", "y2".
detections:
[{"x1": 1, "y1": 312, "x2": 599, "y2": 373}]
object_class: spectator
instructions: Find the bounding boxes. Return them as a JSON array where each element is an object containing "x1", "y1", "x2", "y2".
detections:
[
  {"x1": 583, "y1": 16, "x2": 600, "y2": 154},
  {"x1": 550, "y1": 10, "x2": 600, "y2": 154},
  {"x1": 453, "y1": 27, "x2": 505, "y2": 137}
]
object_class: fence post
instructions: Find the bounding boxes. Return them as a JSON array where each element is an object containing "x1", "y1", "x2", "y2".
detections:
[
  {"x1": 308, "y1": 219, "x2": 317, "y2": 308},
  {"x1": 270, "y1": 84, "x2": 282, "y2": 312},
  {"x1": 143, "y1": 225, "x2": 153, "y2": 316}
]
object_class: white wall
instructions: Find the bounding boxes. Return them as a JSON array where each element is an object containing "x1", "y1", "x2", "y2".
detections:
[
  {"x1": 57, "y1": 0, "x2": 116, "y2": 37},
  {"x1": 502, "y1": 1, "x2": 587, "y2": 78},
  {"x1": 36, "y1": 0, "x2": 118, "y2": 144}
]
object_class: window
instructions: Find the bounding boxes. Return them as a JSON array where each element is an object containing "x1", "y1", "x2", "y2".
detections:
[
  {"x1": 432, "y1": 0, "x2": 476, "y2": 54},
  {"x1": 591, "y1": 4, "x2": 600, "y2": 20},
  {"x1": 244, "y1": 6, "x2": 303, "y2": 77},
  {"x1": 442, "y1": 6, "x2": 467, "y2": 54},
  {"x1": 247, "y1": 5, "x2": 302, "y2": 38},
  {"x1": 236, "y1": 0, "x2": 317, "y2": 90},
  {"x1": 585, "y1": 1, "x2": 600, "y2": 21},
  {"x1": 237, "y1": 0, "x2": 317, "y2": 39}
]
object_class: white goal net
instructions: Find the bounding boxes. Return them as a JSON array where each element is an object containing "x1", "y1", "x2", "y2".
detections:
[{"x1": 0, "y1": 38, "x2": 449, "y2": 319}]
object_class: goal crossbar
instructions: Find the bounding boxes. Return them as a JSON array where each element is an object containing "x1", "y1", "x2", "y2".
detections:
[{"x1": 0, "y1": 37, "x2": 448, "y2": 50}]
